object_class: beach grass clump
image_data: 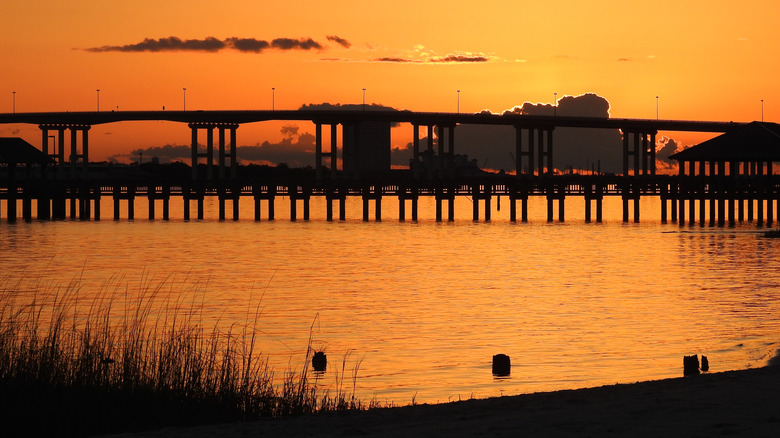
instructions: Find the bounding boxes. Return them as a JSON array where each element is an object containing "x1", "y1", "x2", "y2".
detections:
[{"x1": 0, "y1": 275, "x2": 368, "y2": 437}]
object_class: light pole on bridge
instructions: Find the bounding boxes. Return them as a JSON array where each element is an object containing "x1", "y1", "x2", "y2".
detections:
[
  {"x1": 96, "y1": 89, "x2": 100, "y2": 112},
  {"x1": 183, "y1": 88, "x2": 187, "y2": 111},
  {"x1": 362, "y1": 88, "x2": 366, "y2": 111},
  {"x1": 12, "y1": 91, "x2": 15, "y2": 114},
  {"x1": 457, "y1": 90, "x2": 460, "y2": 114},
  {"x1": 272, "y1": 87, "x2": 275, "y2": 111}
]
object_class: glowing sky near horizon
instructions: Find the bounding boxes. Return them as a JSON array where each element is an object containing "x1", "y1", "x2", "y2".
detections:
[{"x1": 1, "y1": 0, "x2": 778, "y2": 161}]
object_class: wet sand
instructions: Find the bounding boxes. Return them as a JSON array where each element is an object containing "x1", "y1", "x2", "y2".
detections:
[{"x1": 107, "y1": 366, "x2": 780, "y2": 437}]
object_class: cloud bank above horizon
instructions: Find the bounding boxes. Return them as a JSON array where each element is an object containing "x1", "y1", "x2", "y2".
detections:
[{"x1": 84, "y1": 36, "x2": 342, "y2": 53}]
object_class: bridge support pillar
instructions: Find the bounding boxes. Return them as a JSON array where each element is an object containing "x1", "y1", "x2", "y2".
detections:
[
  {"x1": 190, "y1": 123, "x2": 236, "y2": 181},
  {"x1": 331, "y1": 124, "x2": 339, "y2": 177},
  {"x1": 412, "y1": 124, "x2": 420, "y2": 178},
  {"x1": 516, "y1": 127, "x2": 554, "y2": 176},
  {"x1": 622, "y1": 131, "x2": 657, "y2": 176},
  {"x1": 315, "y1": 123, "x2": 322, "y2": 180}
]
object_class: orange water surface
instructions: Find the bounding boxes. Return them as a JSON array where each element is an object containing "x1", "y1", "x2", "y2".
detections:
[{"x1": 2, "y1": 196, "x2": 779, "y2": 404}]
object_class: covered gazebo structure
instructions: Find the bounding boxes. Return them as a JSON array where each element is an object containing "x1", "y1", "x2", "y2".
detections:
[
  {"x1": 668, "y1": 122, "x2": 780, "y2": 227},
  {"x1": 0, "y1": 137, "x2": 54, "y2": 180},
  {"x1": 1, "y1": 137, "x2": 56, "y2": 222}
]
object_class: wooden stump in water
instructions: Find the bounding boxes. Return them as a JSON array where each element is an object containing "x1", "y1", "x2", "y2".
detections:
[
  {"x1": 492, "y1": 354, "x2": 511, "y2": 376},
  {"x1": 312, "y1": 351, "x2": 327, "y2": 372},
  {"x1": 701, "y1": 355, "x2": 709, "y2": 372},
  {"x1": 683, "y1": 354, "x2": 700, "y2": 376}
]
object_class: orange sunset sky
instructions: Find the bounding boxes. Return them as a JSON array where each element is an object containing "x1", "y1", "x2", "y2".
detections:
[{"x1": 2, "y1": 0, "x2": 778, "y2": 166}]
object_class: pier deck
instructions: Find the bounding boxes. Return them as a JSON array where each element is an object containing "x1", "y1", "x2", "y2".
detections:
[{"x1": 1, "y1": 174, "x2": 778, "y2": 226}]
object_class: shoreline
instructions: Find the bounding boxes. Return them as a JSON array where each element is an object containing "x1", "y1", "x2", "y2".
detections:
[{"x1": 106, "y1": 365, "x2": 780, "y2": 437}]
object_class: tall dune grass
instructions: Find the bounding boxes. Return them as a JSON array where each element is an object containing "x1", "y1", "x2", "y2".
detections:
[{"x1": 0, "y1": 274, "x2": 371, "y2": 437}]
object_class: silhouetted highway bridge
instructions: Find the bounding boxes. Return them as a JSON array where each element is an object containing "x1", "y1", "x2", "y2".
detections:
[{"x1": 1, "y1": 110, "x2": 777, "y2": 226}]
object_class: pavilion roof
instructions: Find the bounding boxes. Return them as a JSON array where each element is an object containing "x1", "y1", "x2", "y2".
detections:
[
  {"x1": 668, "y1": 122, "x2": 780, "y2": 162},
  {"x1": 0, "y1": 137, "x2": 54, "y2": 165}
]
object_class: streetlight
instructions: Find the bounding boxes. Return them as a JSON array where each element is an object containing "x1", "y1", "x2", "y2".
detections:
[
  {"x1": 761, "y1": 99, "x2": 764, "y2": 122},
  {"x1": 96, "y1": 89, "x2": 100, "y2": 112},
  {"x1": 554, "y1": 92, "x2": 557, "y2": 116},
  {"x1": 362, "y1": 88, "x2": 366, "y2": 111},
  {"x1": 272, "y1": 87, "x2": 275, "y2": 111},
  {"x1": 12, "y1": 91, "x2": 15, "y2": 114},
  {"x1": 655, "y1": 96, "x2": 659, "y2": 120},
  {"x1": 183, "y1": 88, "x2": 187, "y2": 111},
  {"x1": 457, "y1": 90, "x2": 460, "y2": 114}
]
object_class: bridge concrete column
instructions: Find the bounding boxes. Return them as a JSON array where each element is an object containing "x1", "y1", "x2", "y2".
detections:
[
  {"x1": 527, "y1": 128, "x2": 536, "y2": 175},
  {"x1": 64, "y1": 125, "x2": 90, "y2": 178},
  {"x1": 546, "y1": 128, "x2": 554, "y2": 175},
  {"x1": 39, "y1": 124, "x2": 64, "y2": 177},
  {"x1": 514, "y1": 126, "x2": 522, "y2": 175},
  {"x1": 206, "y1": 126, "x2": 214, "y2": 181},
  {"x1": 448, "y1": 125, "x2": 455, "y2": 177},
  {"x1": 427, "y1": 124, "x2": 434, "y2": 179},
  {"x1": 412, "y1": 124, "x2": 420, "y2": 177},
  {"x1": 315, "y1": 122, "x2": 323, "y2": 180},
  {"x1": 190, "y1": 124, "x2": 198, "y2": 179},
  {"x1": 515, "y1": 127, "x2": 553, "y2": 176},
  {"x1": 341, "y1": 122, "x2": 361, "y2": 178},
  {"x1": 82, "y1": 127, "x2": 89, "y2": 173},
  {"x1": 633, "y1": 132, "x2": 640, "y2": 177},
  {"x1": 230, "y1": 125, "x2": 238, "y2": 179},
  {"x1": 218, "y1": 126, "x2": 226, "y2": 180},
  {"x1": 330, "y1": 123, "x2": 338, "y2": 176},
  {"x1": 436, "y1": 125, "x2": 444, "y2": 177},
  {"x1": 650, "y1": 132, "x2": 657, "y2": 175},
  {"x1": 70, "y1": 128, "x2": 78, "y2": 179},
  {"x1": 623, "y1": 131, "x2": 629, "y2": 176},
  {"x1": 537, "y1": 128, "x2": 545, "y2": 176}
]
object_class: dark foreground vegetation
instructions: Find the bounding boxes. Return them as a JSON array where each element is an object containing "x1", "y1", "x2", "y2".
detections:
[{"x1": 0, "y1": 277, "x2": 370, "y2": 437}]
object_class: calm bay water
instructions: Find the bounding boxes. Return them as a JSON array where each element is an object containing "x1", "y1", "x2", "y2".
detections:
[{"x1": 2, "y1": 195, "x2": 779, "y2": 404}]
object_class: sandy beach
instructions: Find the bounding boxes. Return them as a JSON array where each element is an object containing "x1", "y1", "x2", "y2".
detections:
[{"x1": 105, "y1": 365, "x2": 780, "y2": 437}]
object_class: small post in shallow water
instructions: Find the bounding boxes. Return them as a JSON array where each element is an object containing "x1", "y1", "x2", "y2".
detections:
[
  {"x1": 701, "y1": 355, "x2": 709, "y2": 372},
  {"x1": 492, "y1": 354, "x2": 511, "y2": 377},
  {"x1": 683, "y1": 354, "x2": 700, "y2": 376},
  {"x1": 312, "y1": 351, "x2": 327, "y2": 372}
]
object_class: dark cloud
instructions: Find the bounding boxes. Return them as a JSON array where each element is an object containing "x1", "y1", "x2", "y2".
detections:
[
  {"x1": 372, "y1": 57, "x2": 418, "y2": 63},
  {"x1": 326, "y1": 35, "x2": 351, "y2": 48},
  {"x1": 366, "y1": 52, "x2": 492, "y2": 64},
  {"x1": 86, "y1": 36, "x2": 327, "y2": 53},
  {"x1": 450, "y1": 94, "x2": 624, "y2": 173},
  {"x1": 280, "y1": 125, "x2": 300, "y2": 137},
  {"x1": 112, "y1": 127, "x2": 316, "y2": 167},
  {"x1": 430, "y1": 54, "x2": 490, "y2": 63},
  {"x1": 271, "y1": 38, "x2": 322, "y2": 50},
  {"x1": 656, "y1": 136, "x2": 681, "y2": 163},
  {"x1": 225, "y1": 37, "x2": 270, "y2": 53},
  {"x1": 109, "y1": 144, "x2": 191, "y2": 163},
  {"x1": 237, "y1": 127, "x2": 315, "y2": 167},
  {"x1": 86, "y1": 36, "x2": 225, "y2": 52}
]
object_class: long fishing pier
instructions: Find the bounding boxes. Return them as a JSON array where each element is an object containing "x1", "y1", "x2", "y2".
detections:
[{"x1": 1, "y1": 174, "x2": 778, "y2": 227}]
